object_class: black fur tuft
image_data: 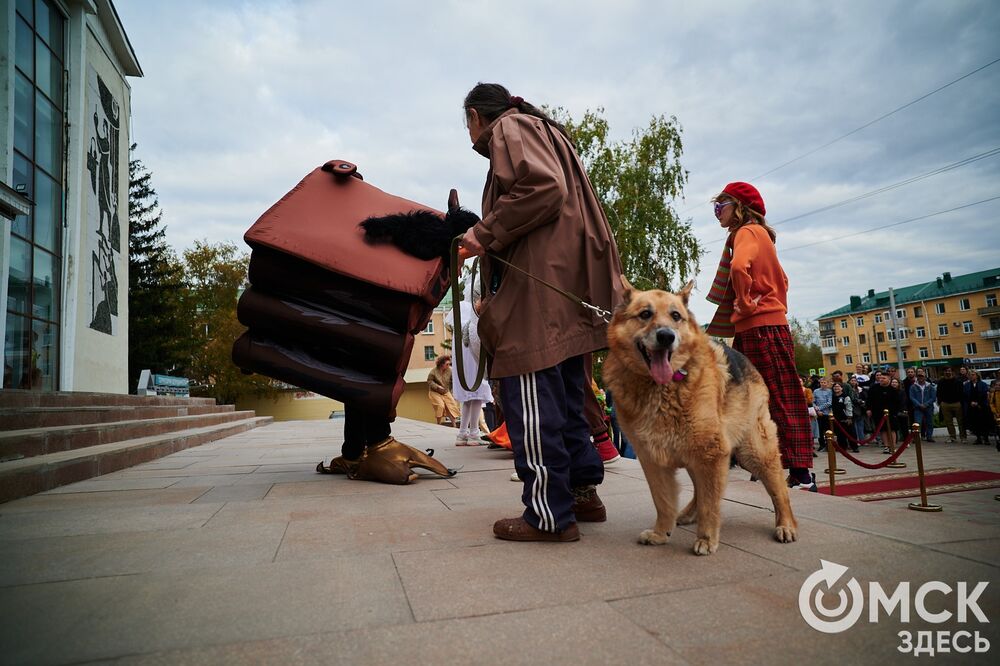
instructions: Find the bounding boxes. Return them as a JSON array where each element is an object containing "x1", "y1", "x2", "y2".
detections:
[
  {"x1": 360, "y1": 207, "x2": 482, "y2": 261},
  {"x1": 360, "y1": 210, "x2": 452, "y2": 260}
]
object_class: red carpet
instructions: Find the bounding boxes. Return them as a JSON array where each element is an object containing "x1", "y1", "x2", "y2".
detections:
[{"x1": 817, "y1": 468, "x2": 1000, "y2": 501}]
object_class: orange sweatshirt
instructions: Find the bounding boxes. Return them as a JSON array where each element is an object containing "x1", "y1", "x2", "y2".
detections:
[{"x1": 730, "y1": 224, "x2": 789, "y2": 333}]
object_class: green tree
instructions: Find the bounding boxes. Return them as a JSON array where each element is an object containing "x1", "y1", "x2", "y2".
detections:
[
  {"x1": 789, "y1": 317, "x2": 823, "y2": 376},
  {"x1": 127, "y1": 144, "x2": 188, "y2": 390},
  {"x1": 550, "y1": 107, "x2": 702, "y2": 290},
  {"x1": 180, "y1": 240, "x2": 276, "y2": 404}
]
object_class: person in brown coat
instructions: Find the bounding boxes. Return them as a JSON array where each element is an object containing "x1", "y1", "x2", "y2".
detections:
[{"x1": 458, "y1": 83, "x2": 625, "y2": 542}]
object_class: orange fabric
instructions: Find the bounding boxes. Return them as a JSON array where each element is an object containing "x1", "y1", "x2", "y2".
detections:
[
  {"x1": 729, "y1": 225, "x2": 789, "y2": 333},
  {"x1": 488, "y1": 422, "x2": 512, "y2": 450}
]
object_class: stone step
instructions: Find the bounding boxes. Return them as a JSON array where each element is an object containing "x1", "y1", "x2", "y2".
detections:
[
  {"x1": 0, "y1": 390, "x2": 218, "y2": 409},
  {"x1": 0, "y1": 411, "x2": 260, "y2": 462},
  {"x1": 0, "y1": 416, "x2": 273, "y2": 504},
  {"x1": 0, "y1": 404, "x2": 236, "y2": 431}
]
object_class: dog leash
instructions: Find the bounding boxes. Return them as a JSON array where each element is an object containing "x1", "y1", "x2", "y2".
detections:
[{"x1": 448, "y1": 235, "x2": 613, "y2": 392}]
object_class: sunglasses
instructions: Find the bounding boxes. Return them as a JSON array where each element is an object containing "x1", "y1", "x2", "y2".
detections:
[{"x1": 714, "y1": 201, "x2": 735, "y2": 217}]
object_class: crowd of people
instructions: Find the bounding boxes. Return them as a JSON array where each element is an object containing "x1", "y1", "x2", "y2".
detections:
[{"x1": 801, "y1": 362, "x2": 1000, "y2": 454}]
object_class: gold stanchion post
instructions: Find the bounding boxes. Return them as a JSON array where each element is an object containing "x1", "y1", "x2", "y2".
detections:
[
  {"x1": 884, "y1": 408, "x2": 906, "y2": 469},
  {"x1": 823, "y1": 429, "x2": 844, "y2": 478},
  {"x1": 908, "y1": 422, "x2": 941, "y2": 512}
]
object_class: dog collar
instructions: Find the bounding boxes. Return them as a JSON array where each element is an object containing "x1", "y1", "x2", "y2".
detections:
[{"x1": 673, "y1": 369, "x2": 688, "y2": 382}]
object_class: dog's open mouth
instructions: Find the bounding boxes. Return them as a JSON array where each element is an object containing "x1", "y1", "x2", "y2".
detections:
[{"x1": 637, "y1": 342, "x2": 674, "y2": 385}]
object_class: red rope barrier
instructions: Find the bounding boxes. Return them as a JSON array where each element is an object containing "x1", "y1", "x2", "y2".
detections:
[
  {"x1": 831, "y1": 432, "x2": 914, "y2": 469},
  {"x1": 831, "y1": 414, "x2": 888, "y2": 446}
]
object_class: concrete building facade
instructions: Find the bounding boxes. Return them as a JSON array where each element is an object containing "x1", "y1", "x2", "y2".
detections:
[
  {"x1": 817, "y1": 267, "x2": 1000, "y2": 380},
  {"x1": 2, "y1": 0, "x2": 140, "y2": 393}
]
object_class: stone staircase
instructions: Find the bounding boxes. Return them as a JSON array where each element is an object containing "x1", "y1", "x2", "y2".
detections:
[{"x1": 0, "y1": 390, "x2": 272, "y2": 503}]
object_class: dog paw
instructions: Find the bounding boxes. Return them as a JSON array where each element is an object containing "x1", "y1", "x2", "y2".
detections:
[
  {"x1": 774, "y1": 525, "x2": 797, "y2": 543},
  {"x1": 638, "y1": 529, "x2": 669, "y2": 545},
  {"x1": 692, "y1": 537, "x2": 718, "y2": 555}
]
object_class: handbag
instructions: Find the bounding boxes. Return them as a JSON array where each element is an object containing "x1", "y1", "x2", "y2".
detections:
[{"x1": 808, "y1": 406, "x2": 817, "y2": 418}]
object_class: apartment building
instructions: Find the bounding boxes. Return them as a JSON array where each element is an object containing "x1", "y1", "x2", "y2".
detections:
[{"x1": 816, "y1": 267, "x2": 1000, "y2": 380}]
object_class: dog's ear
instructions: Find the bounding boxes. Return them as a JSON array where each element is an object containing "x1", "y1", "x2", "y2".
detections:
[
  {"x1": 619, "y1": 274, "x2": 633, "y2": 305},
  {"x1": 679, "y1": 280, "x2": 695, "y2": 305}
]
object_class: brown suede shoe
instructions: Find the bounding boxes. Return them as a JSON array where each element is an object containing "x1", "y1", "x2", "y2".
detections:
[
  {"x1": 493, "y1": 517, "x2": 580, "y2": 542},
  {"x1": 572, "y1": 485, "x2": 607, "y2": 522}
]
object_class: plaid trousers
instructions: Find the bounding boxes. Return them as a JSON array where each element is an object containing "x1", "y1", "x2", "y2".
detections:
[{"x1": 733, "y1": 325, "x2": 814, "y2": 469}]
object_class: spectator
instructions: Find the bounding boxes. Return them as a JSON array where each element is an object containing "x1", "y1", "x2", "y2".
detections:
[
  {"x1": 908, "y1": 370, "x2": 936, "y2": 442},
  {"x1": 868, "y1": 371, "x2": 901, "y2": 454},
  {"x1": 459, "y1": 83, "x2": 624, "y2": 541},
  {"x1": 813, "y1": 377, "x2": 833, "y2": 451},
  {"x1": 849, "y1": 376, "x2": 868, "y2": 442},
  {"x1": 988, "y1": 380, "x2": 1000, "y2": 451},
  {"x1": 854, "y1": 363, "x2": 871, "y2": 387},
  {"x1": 902, "y1": 367, "x2": 917, "y2": 427},
  {"x1": 962, "y1": 370, "x2": 991, "y2": 445},
  {"x1": 802, "y1": 376, "x2": 819, "y2": 449},
  {"x1": 832, "y1": 382, "x2": 858, "y2": 453},
  {"x1": 891, "y1": 377, "x2": 912, "y2": 442},
  {"x1": 427, "y1": 355, "x2": 461, "y2": 427},
  {"x1": 936, "y1": 366, "x2": 966, "y2": 443}
]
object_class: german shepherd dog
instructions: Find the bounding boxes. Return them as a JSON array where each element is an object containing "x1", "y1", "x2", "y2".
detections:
[{"x1": 603, "y1": 280, "x2": 797, "y2": 555}]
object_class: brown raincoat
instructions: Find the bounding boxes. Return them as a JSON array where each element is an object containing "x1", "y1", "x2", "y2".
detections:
[{"x1": 471, "y1": 109, "x2": 624, "y2": 378}]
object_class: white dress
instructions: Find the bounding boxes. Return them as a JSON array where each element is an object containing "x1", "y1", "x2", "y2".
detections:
[{"x1": 451, "y1": 268, "x2": 492, "y2": 404}]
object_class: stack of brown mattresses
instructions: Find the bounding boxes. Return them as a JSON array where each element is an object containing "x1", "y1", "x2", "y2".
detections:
[{"x1": 232, "y1": 160, "x2": 449, "y2": 418}]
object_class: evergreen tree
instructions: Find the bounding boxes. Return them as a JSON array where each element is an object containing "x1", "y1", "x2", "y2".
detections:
[{"x1": 128, "y1": 144, "x2": 188, "y2": 390}]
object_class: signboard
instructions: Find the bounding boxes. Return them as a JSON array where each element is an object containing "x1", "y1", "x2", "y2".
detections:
[{"x1": 817, "y1": 368, "x2": 826, "y2": 377}]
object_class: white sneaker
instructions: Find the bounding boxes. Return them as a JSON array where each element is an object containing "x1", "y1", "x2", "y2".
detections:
[{"x1": 510, "y1": 471, "x2": 520, "y2": 482}]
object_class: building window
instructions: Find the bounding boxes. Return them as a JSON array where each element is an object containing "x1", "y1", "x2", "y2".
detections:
[
  {"x1": 841, "y1": 336, "x2": 850, "y2": 346},
  {"x1": 895, "y1": 308, "x2": 906, "y2": 319},
  {"x1": 861, "y1": 352, "x2": 871, "y2": 363},
  {"x1": 874, "y1": 313, "x2": 883, "y2": 323},
  {"x1": 937, "y1": 324, "x2": 948, "y2": 336},
  {"x1": 941, "y1": 344, "x2": 952, "y2": 357},
  {"x1": 899, "y1": 328, "x2": 908, "y2": 340},
  {"x1": 987, "y1": 294, "x2": 998, "y2": 308},
  {"x1": 962, "y1": 321, "x2": 973, "y2": 333},
  {"x1": 887, "y1": 329, "x2": 896, "y2": 341},
  {"x1": 829, "y1": 355, "x2": 837, "y2": 366},
  {"x1": 915, "y1": 326, "x2": 926, "y2": 338},
  {"x1": 919, "y1": 347, "x2": 929, "y2": 359},
  {"x1": 6, "y1": 0, "x2": 66, "y2": 392},
  {"x1": 856, "y1": 317, "x2": 864, "y2": 326},
  {"x1": 959, "y1": 298, "x2": 970, "y2": 311},
  {"x1": 901, "y1": 350, "x2": 908, "y2": 360},
  {"x1": 878, "y1": 351, "x2": 888, "y2": 362},
  {"x1": 935, "y1": 303, "x2": 946, "y2": 314},
  {"x1": 845, "y1": 354, "x2": 853, "y2": 365},
  {"x1": 839, "y1": 319, "x2": 847, "y2": 329},
  {"x1": 876, "y1": 331, "x2": 885, "y2": 343},
  {"x1": 966, "y1": 342, "x2": 977, "y2": 355},
  {"x1": 422, "y1": 320, "x2": 434, "y2": 334},
  {"x1": 913, "y1": 306, "x2": 923, "y2": 317},
  {"x1": 858, "y1": 333, "x2": 866, "y2": 344},
  {"x1": 994, "y1": 340, "x2": 1000, "y2": 353},
  {"x1": 423, "y1": 345, "x2": 436, "y2": 361}
]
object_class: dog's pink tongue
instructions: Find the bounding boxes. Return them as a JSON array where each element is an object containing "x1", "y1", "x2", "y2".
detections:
[{"x1": 649, "y1": 349, "x2": 674, "y2": 385}]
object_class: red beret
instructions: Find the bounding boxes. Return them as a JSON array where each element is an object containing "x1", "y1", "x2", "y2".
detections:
[{"x1": 721, "y1": 182, "x2": 766, "y2": 216}]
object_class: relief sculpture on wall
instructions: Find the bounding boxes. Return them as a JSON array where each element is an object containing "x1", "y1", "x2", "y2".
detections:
[{"x1": 85, "y1": 68, "x2": 121, "y2": 335}]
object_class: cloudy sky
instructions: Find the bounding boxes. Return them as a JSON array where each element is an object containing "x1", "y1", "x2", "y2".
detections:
[{"x1": 115, "y1": 0, "x2": 1000, "y2": 325}]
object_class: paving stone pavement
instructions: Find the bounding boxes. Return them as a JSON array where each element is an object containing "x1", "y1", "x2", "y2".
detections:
[{"x1": 1, "y1": 419, "x2": 998, "y2": 665}]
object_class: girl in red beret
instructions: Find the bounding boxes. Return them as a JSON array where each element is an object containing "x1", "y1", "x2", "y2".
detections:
[{"x1": 706, "y1": 182, "x2": 816, "y2": 490}]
